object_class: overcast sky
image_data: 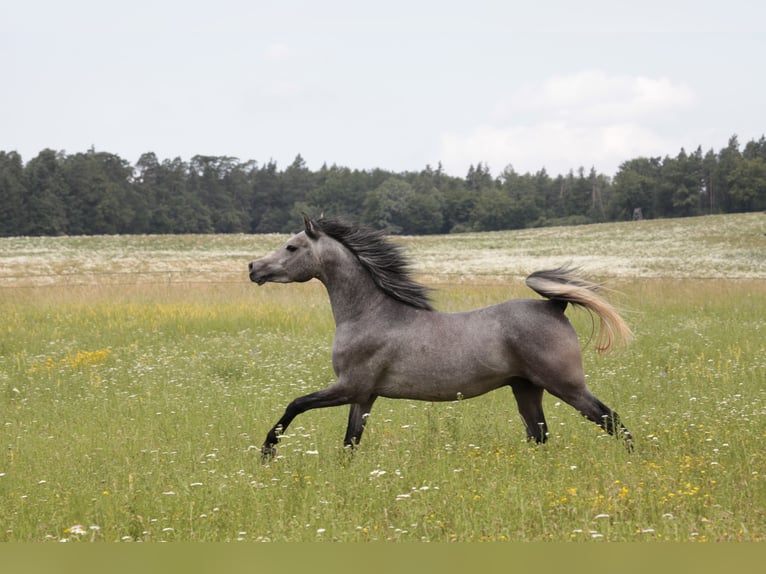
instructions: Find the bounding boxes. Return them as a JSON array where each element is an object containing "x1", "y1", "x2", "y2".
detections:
[{"x1": 3, "y1": 0, "x2": 765, "y2": 177}]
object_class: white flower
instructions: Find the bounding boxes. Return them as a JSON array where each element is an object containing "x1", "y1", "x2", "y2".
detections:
[{"x1": 67, "y1": 524, "x2": 87, "y2": 536}]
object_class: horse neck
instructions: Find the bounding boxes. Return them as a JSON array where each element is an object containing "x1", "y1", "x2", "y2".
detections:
[{"x1": 317, "y1": 247, "x2": 392, "y2": 325}]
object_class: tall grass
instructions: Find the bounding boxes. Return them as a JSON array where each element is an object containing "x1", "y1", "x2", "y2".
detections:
[{"x1": 1, "y1": 214, "x2": 764, "y2": 542}]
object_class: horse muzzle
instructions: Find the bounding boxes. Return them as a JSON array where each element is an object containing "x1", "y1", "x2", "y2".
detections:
[{"x1": 248, "y1": 261, "x2": 270, "y2": 285}]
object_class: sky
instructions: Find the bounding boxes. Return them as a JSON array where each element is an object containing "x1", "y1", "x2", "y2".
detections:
[{"x1": 2, "y1": 0, "x2": 765, "y2": 178}]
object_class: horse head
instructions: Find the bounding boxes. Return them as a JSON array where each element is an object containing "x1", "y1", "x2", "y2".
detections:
[{"x1": 248, "y1": 215, "x2": 321, "y2": 285}]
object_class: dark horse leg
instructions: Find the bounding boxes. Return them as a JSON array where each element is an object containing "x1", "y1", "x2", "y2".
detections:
[
  {"x1": 554, "y1": 387, "x2": 633, "y2": 447},
  {"x1": 262, "y1": 385, "x2": 352, "y2": 459},
  {"x1": 343, "y1": 396, "x2": 377, "y2": 448},
  {"x1": 510, "y1": 379, "x2": 549, "y2": 443}
]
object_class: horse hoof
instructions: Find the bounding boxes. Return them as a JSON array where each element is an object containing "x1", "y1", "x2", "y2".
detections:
[{"x1": 261, "y1": 445, "x2": 277, "y2": 462}]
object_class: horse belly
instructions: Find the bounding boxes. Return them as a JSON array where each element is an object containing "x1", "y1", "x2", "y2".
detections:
[{"x1": 374, "y1": 335, "x2": 514, "y2": 402}]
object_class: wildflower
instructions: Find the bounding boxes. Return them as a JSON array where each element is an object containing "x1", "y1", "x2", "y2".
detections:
[
  {"x1": 65, "y1": 524, "x2": 87, "y2": 536},
  {"x1": 618, "y1": 486, "x2": 630, "y2": 498}
]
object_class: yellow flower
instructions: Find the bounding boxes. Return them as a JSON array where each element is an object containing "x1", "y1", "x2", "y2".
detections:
[{"x1": 619, "y1": 486, "x2": 630, "y2": 498}]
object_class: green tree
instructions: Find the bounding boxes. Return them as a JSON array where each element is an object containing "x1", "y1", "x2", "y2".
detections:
[
  {"x1": 610, "y1": 157, "x2": 661, "y2": 219},
  {"x1": 441, "y1": 178, "x2": 474, "y2": 232},
  {"x1": 62, "y1": 149, "x2": 144, "y2": 234},
  {"x1": 404, "y1": 167, "x2": 445, "y2": 234},
  {"x1": 727, "y1": 157, "x2": 766, "y2": 212},
  {"x1": 256, "y1": 154, "x2": 314, "y2": 232},
  {"x1": 22, "y1": 149, "x2": 68, "y2": 235},
  {"x1": 0, "y1": 151, "x2": 27, "y2": 236},
  {"x1": 659, "y1": 148, "x2": 703, "y2": 217},
  {"x1": 472, "y1": 166, "x2": 524, "y2": 230},
  {"x1": 471, "y1": 187, "x2": 517, "y2": 231},
  {"x1": 305, "y1": 164, "x2": 369, "y2": 219},
  {"x1": 188, "y1": 155, "x2": 249, "y2": 232},
  {"x1": 716, "y1": 135, "x2": 742, "y2": 213},
  {"x1": 742, "y1": 135, "x2": 766, "y2": 161},
  {"x1": 586, "y1": 167, "x2": 610, "y2": 222},
  {"x1": 700, "y1": 148, "x2": 718, "y2": 214},
  {"x1": 137, "y1": 153, "x2": 213, "y2": 233},
  {"x1": 251, "y1": 160, "x2": 280, "y2": 232},
  {"x1": 361, "y1": 176, "x2": 413, "y2": 233},
  {"x1": 465, "y1": 162, "x2": 493, "y2": 192}
]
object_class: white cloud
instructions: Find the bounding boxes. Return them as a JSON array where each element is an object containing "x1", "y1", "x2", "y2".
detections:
[
  {"x1": 263, "y1": 42, "x2": 291, "y2": 62},
  {"x1": 441, "y1": 69, "x2": 696, "y2": 175},
  {"x1": 496, "y1": 69, "x2": 694, "y2": 123}
]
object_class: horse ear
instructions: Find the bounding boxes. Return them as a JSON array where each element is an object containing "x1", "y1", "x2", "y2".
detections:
[{"x1": 303, "y1": 213, "x2": 318, "y2": 239}]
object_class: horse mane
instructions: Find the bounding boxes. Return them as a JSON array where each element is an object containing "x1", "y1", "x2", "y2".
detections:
[{"x1": 312, "y1": 217, "x2": 434, "y2": 311}]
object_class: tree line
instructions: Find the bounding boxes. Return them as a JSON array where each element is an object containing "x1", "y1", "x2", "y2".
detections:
[{"x1": 1, "y1": 134, "x2": 764, "y2": 237}]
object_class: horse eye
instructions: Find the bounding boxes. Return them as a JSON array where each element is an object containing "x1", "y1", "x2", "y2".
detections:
[{"x1": 286, "y1": 244, "x2": 298, "y2": 252}]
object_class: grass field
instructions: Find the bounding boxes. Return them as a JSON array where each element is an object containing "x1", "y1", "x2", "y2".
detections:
[{"x1": 1, "y1": 213, "x2": 764, "y2": 542}]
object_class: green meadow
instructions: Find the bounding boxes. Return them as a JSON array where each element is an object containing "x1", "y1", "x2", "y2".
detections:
[{"x1": 1, "y1": 213, "x2": 764, "y2": 542}]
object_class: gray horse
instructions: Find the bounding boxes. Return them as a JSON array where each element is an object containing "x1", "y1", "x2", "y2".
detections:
[{"x1": 249, "y1": 216, "x2": 633, "y2": 457}]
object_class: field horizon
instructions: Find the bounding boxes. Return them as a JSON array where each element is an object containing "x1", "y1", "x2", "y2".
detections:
[{"x1": 1, "y1": 212, "x2": 764, "y2": 289}]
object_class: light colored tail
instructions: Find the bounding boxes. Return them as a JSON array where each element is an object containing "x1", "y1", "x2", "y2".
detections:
[{"x1": 525, "y1": 266, "x2": 633, "y2": 354}]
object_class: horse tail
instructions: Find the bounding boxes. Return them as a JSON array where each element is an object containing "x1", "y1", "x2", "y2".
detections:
[{"x1": 525, "y1": 266, "x2": 633, "y2": 354}]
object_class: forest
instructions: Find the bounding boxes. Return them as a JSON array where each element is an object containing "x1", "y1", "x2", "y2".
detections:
[{"x1": 1, "y1": 134, "x2": 765, "y2": 237}]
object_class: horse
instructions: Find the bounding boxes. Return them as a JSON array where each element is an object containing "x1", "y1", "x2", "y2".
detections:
[{"x1": 248, "y1": 215, "x2": 633, "y2": 458}]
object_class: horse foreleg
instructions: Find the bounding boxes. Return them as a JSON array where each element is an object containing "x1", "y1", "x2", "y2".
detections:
[
  {"x1": 510, "y1": 379, "x2": 549, "y2": 443},
  {"x1": 343, "y1": 396, "x2": 377, "y2": 448},
  {"x1": 261, "y1": 385, "x2": 352, "y2": 460}
]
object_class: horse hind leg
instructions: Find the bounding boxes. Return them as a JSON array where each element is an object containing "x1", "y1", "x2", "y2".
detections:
[
  {"x1": 560, "y1": 389, "x2": 633, "y2": 447},
  {"x1": 510, "y1": 379, "x2": 549, "y2": 443}
]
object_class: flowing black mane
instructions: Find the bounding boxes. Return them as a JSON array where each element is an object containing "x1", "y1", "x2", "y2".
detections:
[{"x1": 312, "y1": 217, "x2": 434, "y2": 311}]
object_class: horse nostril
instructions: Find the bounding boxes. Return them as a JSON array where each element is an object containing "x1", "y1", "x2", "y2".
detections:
[{"x1": 248, "y1": 261, "x2": 254, "y2": 272}]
